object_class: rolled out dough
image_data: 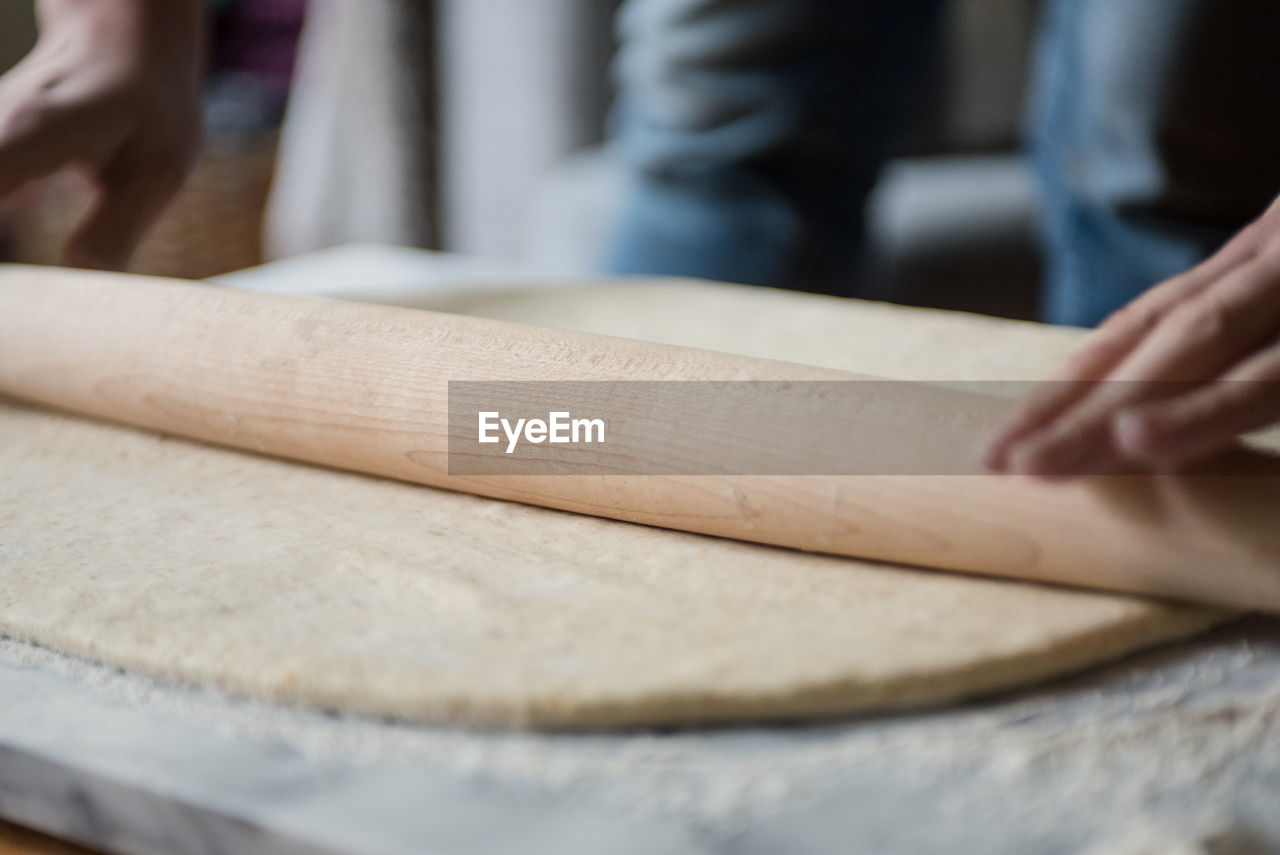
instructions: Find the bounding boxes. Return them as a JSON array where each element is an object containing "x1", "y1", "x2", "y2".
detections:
[{"x1": 0, "y1": 280, "x2": 1227, "y2": 727}]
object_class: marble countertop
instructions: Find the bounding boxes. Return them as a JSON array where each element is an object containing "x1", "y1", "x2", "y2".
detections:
[{"x1": 4, "y1": 616, "x2": 1280, "y2": 855}]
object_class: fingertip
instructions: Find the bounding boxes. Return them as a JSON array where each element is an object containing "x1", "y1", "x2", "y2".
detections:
[
  {"x1": 62, "y1": 238, "x2": 126, "y2": 272},
  {"x1": 980, "y1": 428, "x2": 1018, "y2": 472},
  {"x1": 982, "y1": 405, "x2": 1054, "y2": 473},
  {"x1": 62, "y1": 241, "x2": 92, "y2": 269},
  {"x1": 1005, "y1": 430, "x2": 1113, "y2": 481},
  {"x1": 980, "y1": 444, "x2": 1006, "y2": 473},
  {"x1": 1111, "y1": 409, "x2": 1165, "y2": 461},
  {"x1": 1005, "y1": 439, "x2": 1059, "y2": 480},
  {"x1": 1111, "y1": 400, "x2": 1244, "y2": 472}
]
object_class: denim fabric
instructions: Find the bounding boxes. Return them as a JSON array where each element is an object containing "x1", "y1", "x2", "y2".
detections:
[
  {"x1": 604, "y1": 0, "x2": 945, "y2": 297},
  {"x1": 607, "y1": 0, "x2": 1280, "y2": 325},
  {"x1": 1030, "y1": 0, "x2": 1280, "y2": 326}
]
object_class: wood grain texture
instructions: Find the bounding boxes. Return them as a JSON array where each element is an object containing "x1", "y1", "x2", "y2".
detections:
[
  {"x1": 2, "y1": 264, "x2": 1280, "y2": 612},
  {"x1": 0, "y1": 821, "x2": 100, "y2": 855}
]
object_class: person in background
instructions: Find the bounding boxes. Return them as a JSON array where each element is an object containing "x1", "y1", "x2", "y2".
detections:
[{"x1": 1, "y1": 0, "x2": 1279, "y2": 479}]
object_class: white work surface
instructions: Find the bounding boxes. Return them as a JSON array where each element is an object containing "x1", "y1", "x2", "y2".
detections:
[{"x1": 3, "y1": 245, "x2": 1279, "y2": 855}]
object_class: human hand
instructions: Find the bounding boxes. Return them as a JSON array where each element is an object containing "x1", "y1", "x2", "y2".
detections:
[
  {"x1": 984, "y1": 194, "x2": 1280, "y2": 479},
  {"x1": 0, "y1": 0, "x2": 203, "y2": 270}
]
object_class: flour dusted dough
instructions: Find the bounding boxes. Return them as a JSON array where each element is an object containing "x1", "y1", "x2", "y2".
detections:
[{"x1": 0, "y1": 281, "x2": 1225, "y2": 727}]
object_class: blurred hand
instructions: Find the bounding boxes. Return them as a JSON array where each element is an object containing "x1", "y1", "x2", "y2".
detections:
[
  {"x1": 0, "y1": 0, "x2": 203, "y2": 270},
  {"x1": 985, "y1": 193, "x2": 1280, "y2": 479}
]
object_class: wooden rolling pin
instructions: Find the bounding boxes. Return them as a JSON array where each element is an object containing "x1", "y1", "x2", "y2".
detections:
[{"x1": 3, "y1": 264, "x2": 1280, "y2": 612}]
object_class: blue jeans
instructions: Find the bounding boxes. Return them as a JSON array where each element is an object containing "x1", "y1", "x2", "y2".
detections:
[
  {"x1": 605, "y1": 0, "x2": 1280, "y2": 326},
  {"x1": 1031, "y1": 0, "x2": 1280, "y2": 325}
]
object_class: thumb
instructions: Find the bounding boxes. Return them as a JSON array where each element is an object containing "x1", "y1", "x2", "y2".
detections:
[{"x1": 63, "y1": 151, "x2": 186, "y2": 271}]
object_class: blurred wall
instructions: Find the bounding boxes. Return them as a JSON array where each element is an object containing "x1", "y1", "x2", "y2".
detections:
[
  {"x1": 437, "y1": 0, "x2": 620, "y2": 259},
  {"x1": 939, "y1": 0, "x2": 1038, "y2": 150}
]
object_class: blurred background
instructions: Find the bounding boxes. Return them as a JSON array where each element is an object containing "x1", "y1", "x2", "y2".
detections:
[{"x1": 0, "y1": 0, "x2": 1044, "y2": 319}]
